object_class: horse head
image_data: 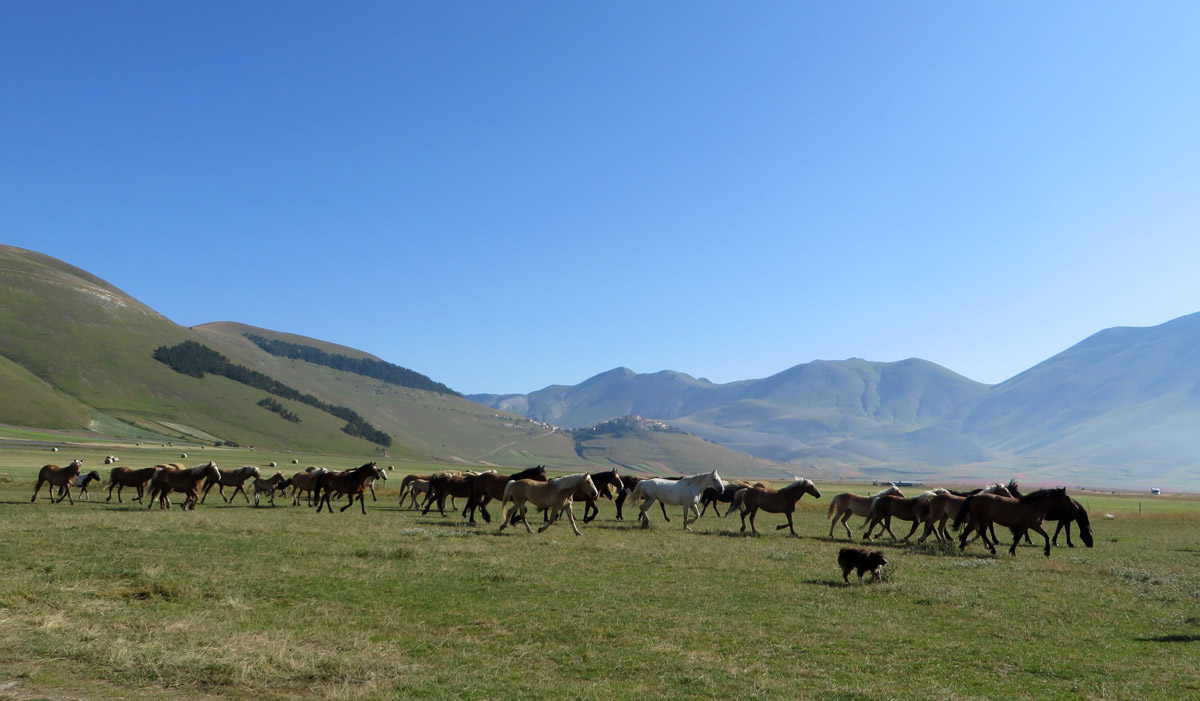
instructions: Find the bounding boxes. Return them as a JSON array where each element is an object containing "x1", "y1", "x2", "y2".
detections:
[
  {"x1": 706, "y1": 470, "x2": 724, "y2": 493},
  {"x1": 580, "y1": 474, "x2": 599, "y2": 501}
]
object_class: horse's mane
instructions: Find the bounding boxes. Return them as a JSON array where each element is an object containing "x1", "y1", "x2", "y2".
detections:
[
  {"x1": 1017, "y1": 486, "x2": 1063, "y2": 502},
  {"x1": 782, "y1": 478, "x2": 813, "y2": 492}
]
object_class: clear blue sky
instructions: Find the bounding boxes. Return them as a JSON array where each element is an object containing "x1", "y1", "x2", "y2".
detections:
[{"x1": 4, "y1": 2, "x2": 1200, "y2": 395}]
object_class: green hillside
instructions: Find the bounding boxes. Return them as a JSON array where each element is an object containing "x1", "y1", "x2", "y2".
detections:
[{"x1": 0, "y1": 245, "x2": 783, "y2": 477}]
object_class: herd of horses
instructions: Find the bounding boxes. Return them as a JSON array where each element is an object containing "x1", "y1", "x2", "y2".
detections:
[{"x1": 29, "y1": 458, "x2": 1094, "y2": 557}]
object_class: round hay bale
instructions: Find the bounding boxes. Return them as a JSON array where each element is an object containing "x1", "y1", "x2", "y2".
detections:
[
  {"x1": 292, "y1": 458, "x2": 299, "y2": 464},
  {"x1": 269, "y1": 461, "x2": 277, "y2": 468},
  {"x1": 181, "y1": 453, "x2": 188, "y2": 458}
]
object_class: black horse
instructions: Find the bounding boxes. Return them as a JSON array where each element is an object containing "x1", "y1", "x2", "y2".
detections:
[
  {"x1": 1008, "y1": 481, "x2": 1094, "y2": 548},
  {"x1": 698, "y1": 483, "x2": 747, "y2": 517}
]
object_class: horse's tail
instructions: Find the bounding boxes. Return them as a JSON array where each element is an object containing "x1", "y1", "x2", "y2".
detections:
[
  {"x1": 629, "y1": 480, "x2": 646, "y2": 506},
  {"x1": 312, "y1": 470, "x2": 326, "y2": 511},
  {"x1": 826, "y1": 496, "x2": 838, "y2": 519},
  {"x1": 952, "y1": 495, "x2": 976, "y2": 530},
  {"x1": 725, "y1": 488, "x2": 746, "y2": 518}
]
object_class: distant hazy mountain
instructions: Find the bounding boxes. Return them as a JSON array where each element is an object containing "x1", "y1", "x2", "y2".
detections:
[
  {"x1": 471, "y1": 358, "x2": 993, "y2": 467},
  {"x1": 471, "y1": 319, "x2": 1200, "y2": 490}
]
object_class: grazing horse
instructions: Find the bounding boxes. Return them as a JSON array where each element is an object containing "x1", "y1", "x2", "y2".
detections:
[
  {"x1": 576, "y1": 468, "x2": 624, "y2": 523},
  {"x1": 313, "y1": 462, "x2": 380, "y2": 514},
  {"x1": 464, "y1": 465, "x2": 548, "y2": 524},
  {"x1": 825, "y1": 485, "x2": 906, "y2": 539},
  {"x1": 106, "y1": 466, "x2": 159, "y2": 503},
  {"x1": 727, "y1": 478, "x2": 822, "y2": 536},
  {"x1": 57, "y1": 470, "x2": 102, "y2": 502},
  {"x1": 147, "y1": 462, "x2": 221, "y2": 510},
  {"x1": 289, "y1": 468, "x2": 327, "y2": 506},
  {"x1": 629, "y1": 471, "x2": 725, "y2": 531},
  {"x1": 200, "y1": 465, "x2": 261, "y2": 504},
  {"x1": 862, "y1": 490, "x2": 949, "y2": 541},
  {"x1": 31, "y1": 460, "x2": 84, "y2": 504},
  {"x1": 1043, "y1": 497, "x2": 1094, "y2": 548},
  {"x1": 953, "y1": 487, "x2": 1074, "y2": 557},
  {"x1": 497, "y1": 473, "x2": 598, "y2": 536},
  {"x1": 252, "y1": 472, "x2": 291, "y2": 507}
]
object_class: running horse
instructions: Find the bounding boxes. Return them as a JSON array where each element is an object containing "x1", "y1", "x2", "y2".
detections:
[
  {"x1": 422, "y1": 471, "x2": 479, "y2": 517},
  {"x1": 463, "y1": 465, "x2": 547, "y2": 524},
  {"x1": 576, "y1": 468, "x2": 625, "y2": 523},
  {"x1": 497, "y1": 473, "x2": 598, "y2": 536},
  {"x1": 727, "y1": 478, "x2": 822, "y2": 536},
  {"x1": 30, "y1": 459, "x2": 84, "y2": 504},
  {"x1": 699, "y1": 480, "x2": 769, "y2": 517},
  {"x1": 200, "y1": 465, "x2": 261, "y2": 504},
  {"x1": 628, "y1": 470, "x2": 725, "y2": 531},
  {"x1": 290, "y1": 468, "x2": 327, "y2": 506},
  {"x1": 313, "y1": 462, "x2": 381, "y2": 514},
  {"x1": 56, "y1": 470, "x2": 102, "y2": 502},
  {"x1": 613, "y1": 475, "x2": 672, "y2": 521},
  {"x1": 825, "y1": 485, "x2": 905, "y2": 539},
  {"x1": 861, "y1": 489, "x2": 949, "y2": 541},
  {"x1": 147, "y1": 462, "x2": 221, "y2": 510},
  {"x1": 251, "y1": 472, "x2": 291, "y2": 507},
  {"x1": 106, "y1": 466, "x2": 159, "y2": 503},
  {"x1": 953, "y1": 487, "x2": 1074, "y2": 557},
  {"x1": 915, "y1": 483, "x2": 1013, "y2": 544}
]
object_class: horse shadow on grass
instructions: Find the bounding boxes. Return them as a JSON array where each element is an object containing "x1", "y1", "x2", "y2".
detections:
[{"x1": 1137, "y1": 634, "x2": 1200, "y2": 643}]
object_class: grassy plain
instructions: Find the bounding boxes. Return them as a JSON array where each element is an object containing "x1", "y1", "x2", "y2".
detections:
[{"x1": 1, "y1": 443, "x2": 1198, "y2": 700}]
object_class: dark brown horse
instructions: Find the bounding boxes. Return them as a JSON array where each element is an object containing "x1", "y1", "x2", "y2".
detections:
[
  {"x1": 953, "y1": 487, "x2": 1073, "y2": 557},
  {"x1": 106, "y1": 466, "x2": 159, "y2": 503},
  {"x1": 697, "y1": 480, "x2": 768, "y2": 517},
  {"x1": 1005, "y1": 482, "x2": 1094, "y2": 548},
  {"x1": 464, "y1": 465, "x2": 548, "y2": 523},
  {"x1": 31, "y1": 459, "x2": 83, "y2": 504},
  {"x1": 576, "y1": 469, "x2": 624, "y2": 522},
  {"x1": 313, "y1": 462, "x2": 380, "y2": 514},
  {"x1": 727, "y1": 478, "x2": 822, "y2": 536},
  {"x1": 199, "y1": 465, "x2": 261, "y2": 504},
  {"x1": 147, "y1": 462, "x2": 221, "y2": 510},
  {"x1": 861, "y1": 490, "x2": 948, "y2": 541}
]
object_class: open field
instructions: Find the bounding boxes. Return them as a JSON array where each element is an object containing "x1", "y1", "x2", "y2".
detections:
[{"x1": 2, "y1": 444, "x2": 1199, "y2": 699}]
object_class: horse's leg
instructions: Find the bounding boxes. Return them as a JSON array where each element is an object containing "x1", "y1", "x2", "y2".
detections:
[
  {"x1": 359, "y1": 492, "x2": 367, "y2": 514},
  {"x1": 62, "y1": 484, "x2": 74, "y2": 505},
  {"x1": 538, "y1": 506, "x2": 561, "y2": 533},
  {"x1": 785, "y1": 511, "x2": 797, "y2": 536},
  {"x1": 839, "y1": 510, "x2": 854, "y2": 539},
  {"x1": 521, "y1": 504, "x2": 535, "y2": 534},
  {"x1": 748, "y1": 507, "x2": 759, "y2": 535},
  {"x1": 901, "y1": 518, "x2": 920, "y2": 542},
  {"x1": 340, "y1": 493, "x2": 354, "y2": 512},
  {"x1": 199, "y1": 480, "x2": 212, "y2": 504},
  {"x1": 660, "y1": 501, "x2": 671, "y2": 522},
  {"x1": 237, "y1": 484, "x2": 250, "y2": 503},
  {"x1": 30, "y1": 477, "x2": 44, "y2": 503},
  {"x1": 565, "y1": 503, "x2": 584, "y2": 536},
  {"x1": 1028, "y1": 524, "x2": 1052, "y2": 557}
]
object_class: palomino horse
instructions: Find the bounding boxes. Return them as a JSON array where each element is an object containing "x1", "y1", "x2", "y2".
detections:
[
  {"x1": 953, "y1": 487, "x2": 1074, "y2": 557},
  {"x1": 576, "y1": 468, "x2": 624, "y2": 523},
  {"x1": 464, "y1": 465, "x2": 547, "y2": 524},
  {"x1": 727, "y1": 478, "x2": 822, "y2": 536},
  {"x1": 31, "y1": 460, "x2": 84, "y2": 504},
  {"x1": 200, "y1": 465, "x2": 261, "y2": 504},
  {"x1": 313, "y1": 462, "x2": 380, "y2": 514},
  {"x1": 497, "y1": 473, "x2": 598, "y2": 536},
  {"x1": 861, "y1": 490, "x2": 949, "y2": 541},
  {"x1": 147, "y1": 462, "x2": 221, "y2": 510},
  {"x1": 915, "y1": 484, "x2": 1013, "y2": 544},
  {"x1": 629, "y1": 471, "x2": 725, "y2": 531},
  {"x1": 56, "y1": 470, "x2": 102, "y2": 502},
  {"x1": 106, "y1": 466, "x2": 159, "y2": 503},
  {"x1": 399, "y1": 477, "x2": 432, "y2": 509},
  {"x1": 252, "y1": 472, "x2": 291, "y2": 507},
  {"x1": 825, "y1": 485, "x2": 905, "y2": 539}
]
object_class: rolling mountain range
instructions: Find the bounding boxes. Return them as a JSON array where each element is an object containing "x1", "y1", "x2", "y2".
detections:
[
  {"x1": 2, "y1": 244, "x2": 1198, "y2": 489},
  {"x1": 471, "y1": 315, "x2": 1200, "y2": 490}
]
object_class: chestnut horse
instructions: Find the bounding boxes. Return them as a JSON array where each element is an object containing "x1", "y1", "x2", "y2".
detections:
[
  {"x1": 31, "y1": 460, "x2": 83, "y2": 504},
  {"x1": 497, "y1": 473, "x2": 598, "y2": 536},
  {"x1": 862, "y1": 490, "x2": 950, "y2": 541},
  {"x1": 916, "y1": 484, "x2": 1013, "y2": 544},
  {"x1": 825, "y1": 485, "x2": 905, "y2": 539},
  {"x1": 727, "y1": 478, "x2": 822, "y2": 536},
  {"x1": 147, "y1": 462, "x2": 221, "y2": 510},
  {"x1": 106, "y1": 466, "x2": 159, "y2": 503},
  {"x1": 464, "y1": 465, "x2": 547, "y2": 523},
  {"x1": 290, "y1": 468, "x2": 327, "y2": 506},
  {"x1": 953, "y1": 487, "x2": 1074, "y2": 557},
  {"x1": 313, "y1": 462, "x2": 380, "y2": 514}
]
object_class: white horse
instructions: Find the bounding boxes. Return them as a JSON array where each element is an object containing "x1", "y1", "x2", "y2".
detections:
[{"x1": 629, "y1": 470, "x2": 725, "y2": 531}]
